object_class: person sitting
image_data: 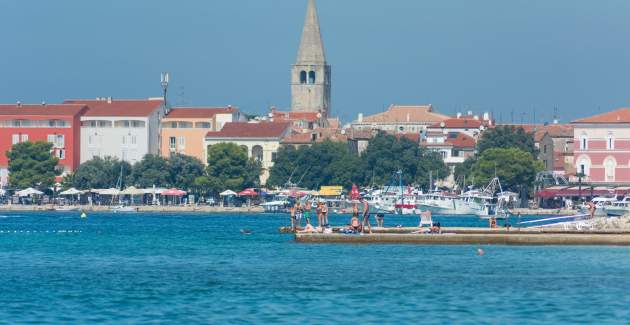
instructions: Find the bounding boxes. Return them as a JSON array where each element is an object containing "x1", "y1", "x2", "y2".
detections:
[
  {"x1": 298, "y1": 220, "x2": 317, "y2": 233},
  {"x1": 349, "y1": 214, "x2": 361, "y2": 233},
  {"x1": 430, "y1": 222, "x2": 442, "y2": 234}
]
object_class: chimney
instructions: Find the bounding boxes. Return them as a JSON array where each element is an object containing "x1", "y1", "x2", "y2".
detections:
[
  {"x1": 474, "y1": 115, "x2": 479, "y2": 120},
  {"x1": 553, "y1": 119, "x2": 559, "y2": 124},
  {"x1": 358, "y1": 113, "x2": 363, "y2": 123},
  {"x1": 16, "y1": 101, "x2": 21, "y2": 107},
  {"x1": 456, "y1": 112, "x2": 462, "y2": 119},
  {"x1": 483, "y1": 112, "x2": 489, "y2": 121},
  {"x1": 107, "y1": 97, "x2": 112, "y2": 104},
  {"x1": 467, "y1": 110, "x2": 473, "y2": 116},
  {"x1": 41, "y1": 101, "x2": 46, "y2": 106}
]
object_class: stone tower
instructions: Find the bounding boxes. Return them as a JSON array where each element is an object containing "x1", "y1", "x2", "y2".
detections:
[{"x1": 291, "y1": 0, "x2": 331, "y2": 118}]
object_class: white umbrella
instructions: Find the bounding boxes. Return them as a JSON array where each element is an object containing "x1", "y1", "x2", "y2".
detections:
[
  {"x1": 121, "y1": 186, "x2": 144, "y2": 195},
  {"x1": 99, "y1": 188, "x2": 121, "y2": 196},
  {"x1": 59, "y1": 188, "x2": 82, "y2": 195},
  {"x1": 16, "y1": 188, "x2": 44, "y2": 197},
  {"x1": 220, "y1": 190, "x2": 237, "y2": 196}
]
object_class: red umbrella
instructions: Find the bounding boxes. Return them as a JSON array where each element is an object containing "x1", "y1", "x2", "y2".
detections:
[
  {"x1": 350, "y1": 184, "x2": 360, "y2": 200},
  {"x1": 162, "y1": 188, "x2": 187, "y2": 196},
  {"x1": 238, "y1": 188, "x2": 258, "y2": 197},
  {"x1": 290, "y1": 190, "x2": 308, "y2": 198}
]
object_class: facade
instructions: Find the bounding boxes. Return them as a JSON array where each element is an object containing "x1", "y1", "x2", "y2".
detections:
[
  {"x1": 66, "y1": 98, "x2": 167, "y2": 165},
  {"x1": 423, "y1": 131, "x2": 476, "y2": 166},
  {"x1": 425, "y1": 113, "x2": 492, "y2": 140},
  {"x1": 160, "y1": 107, "x2": 243, "y2": 163},
  {"x1": 205, "y1": 122, "x2": 292, "y2": 184},
  {"x1": 351, "y1": 105, "x2": 449, "y2": 134},
  {"x1": 291, "y1": 0, "x2": 331, "y2": 118},
  {"x1": 0, "y1": 103, "x2": 88, "y2": 186},
  {"x1": 538, "y1": 124, "x2": 574, "y2": 174},
  {"x1": 572, "y1": 108, "x2": 630, "y2": 184}
]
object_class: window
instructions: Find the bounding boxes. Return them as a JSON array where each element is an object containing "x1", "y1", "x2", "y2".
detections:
[
  {"x1": 543, "y1": 145, "x2": 547, "y2": 154},
  {"x1": 56, "y1": 149, "x2": 65, "y2": 159},
  {"x1": 178, "y1": 122, "x2": 193, "y2": 128},
  {"x1": 47, "y1": 134, "x2": 55, "y2": 144},
  {"x1": 171, "y1": 122, "x2": 178, "y2": 128},
  {"x1": 88, "y1": 135, "x2": 93, "y2": 145},
  {"x1": 55, "y1": 135, "x2": 64, "y2": 148},
  {"x1": 196, "y1": 122, "x2": 212, "y2": 129},
  {"x1": 252, "y1": 145, "x2": 263, "y2": 162},
  {"x1": 300, "y1": 71, "x2": 307, "y2": 84},
  {"x1": 179, "y1": 136, "x2": 185, "y2": 149},
  {"x1": 131, "y1": 135, "x2": 137, "y2": 145},
  {"x1": 122, "y1": 151, "x2": 128, "y2": 161},
  {"x1": 12, "y1": 134, "x2": 19, "y2": 145},
  {"x1": 308, "y1": 71, "x2": 316, "y2": 84},
  {"x1": 169, "y1": 137, "x2": 176, "y2": 150},
  {"x1": 97, "y1": 121, "x2": 112, "y2": 128},
  {"x1": 20, "y1": 134, "x2": 28, "y2": 142},
  {"x1": 580, "y1": 133, "x2": 588, "y2": 150},
  {"x1": 122, "y1": 136, "x2": 126, "y2": 145},
  {"x1": 605, "y1": 157, "x2": 616, "y2": 182},
  {"x1": 607, "y1": 133, "x2": 615, "y2": 150}
]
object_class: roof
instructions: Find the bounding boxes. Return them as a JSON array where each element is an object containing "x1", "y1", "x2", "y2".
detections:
[
  {"x1": 539, "y1": 124, "x2": 573, "y2": 139},
  {"x1": 360, "y1": 105, "x2": 449, "y2": 124},
  {"x1": 429, "y1": 117, "x2": 483, "y2": 129},
  {"x1": 65, "y1": 98, "x2": 163, "y2": 117},
  {"x1": 206, "y1": 122, "x2": 291, "y2": 139},
  {"x1": 296, "y1": 0, "x2": 326, "y2": 65},
  {"x1": 281, "y1": 132, "x2": 313, "y2": 144},
  {"x1": 572, "y1": 108, "x2": 630, "y2": 124},
  {"x1": 0, "y1": 104, "x2": 87, "y2": 117},
  {"x1": 395, "y1": 133, "x2": 421, "y2": 143},
  {"x1": 423, "y1": 132, "x2": 476, "y2": 149},
  {"x1": 271, "y1": 111, "x2": 319, "y2": 122},
  {"x1": 165, "y1": 107, "x2": 235, "y2": 119}
]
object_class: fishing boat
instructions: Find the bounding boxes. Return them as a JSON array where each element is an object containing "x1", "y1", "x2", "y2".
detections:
[
  {"x1": 416, "y1": 191, "x2": 459, "y2": 215},
  {"x1": 455, "y1": 177, "x2": 505, "y2": 217}
]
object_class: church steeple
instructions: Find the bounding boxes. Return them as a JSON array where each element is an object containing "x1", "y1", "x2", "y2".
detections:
[
  {"x1": 291, "y1": 0, "x2": 331, "y2": 119},
  {"x1": 296, "y1": 0, "x2": 326, "y2": 65}
]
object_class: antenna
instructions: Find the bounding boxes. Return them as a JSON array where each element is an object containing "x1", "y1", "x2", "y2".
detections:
[{"x1": 160, "y1": 72, "x2": 170, "y2": 103}]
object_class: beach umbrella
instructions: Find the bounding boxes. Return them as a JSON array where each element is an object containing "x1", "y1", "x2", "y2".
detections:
[
  {"x1": 220, "y1": 190, "x2": 237, "y2": 196},
  {"x1": 162, "y1": 188, "x2": 187, "y2": 196},
  {"x1": 59, "y1": 188, "x2": 82, "y2": 196},
  {"x1": 99, "y1": 188, "x2": 121, "y2": 196},
  {"x1": 121, "y1": 186, "x2": 144, "y2": 196},
  {"x1": 238, "y1": 188, "x2": 258, "y2": 197},
  {"x1": 16, "y1": 188, "x2": 44, "y2": 197}
]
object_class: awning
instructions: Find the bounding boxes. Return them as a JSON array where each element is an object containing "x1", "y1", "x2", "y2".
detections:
[
  {"x1": 536, "y1": 186, "x2": 625, "y2": 198},
  {"x1": 59, "y1": 188, "x2": 82, "y2": 195},
  {"x1": 16, "y1": 188, "x2": 43, "y2": 197},
  {"x1": 162, "y1": 188, "x2": 187, "y2": 196},
  {"x1": 220, "y1": 190, "x2": 237, "y2": 196}
]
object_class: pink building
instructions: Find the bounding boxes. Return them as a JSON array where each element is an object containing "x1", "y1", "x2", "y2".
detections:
[{"x1": 572, "y1": 108, "x2": 630, "y2": 183}]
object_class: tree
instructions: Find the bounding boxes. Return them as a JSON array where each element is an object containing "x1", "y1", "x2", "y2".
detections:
[
  {"x1": 167, "y1": 154, "x2": 205, "y2": 191},
  {"x1": 267, "y1": 141, "x2": 363, "y2": 189},
  {"x1": 416, "y1": 149, "x2": 450, "y2": 189},
  {"x1": 454, "y1": 156, "x2": 478, "y2": 187},
  {"x1": 476, "y1": 126, "x2": 538, "y2": 157},
  {"x1": 206, "y1": 143, "x2": 261, "y2": 193},
  {"x1": 7, "y1": 141, "x2": 60, "y2": 189},
  {"x1": 470, "y1": 148, "x2": 543, "y2": 192},
  {"x1": 71, "y1": 156, "x2": 132, "y2": 189},
  {"x1": 129, "y1": 155, "x2": 171, "y2": 188}
]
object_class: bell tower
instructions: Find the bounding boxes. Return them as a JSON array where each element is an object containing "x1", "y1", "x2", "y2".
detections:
[{"x1": 291, "y1": 0, "x2": 331, "y2": 118}]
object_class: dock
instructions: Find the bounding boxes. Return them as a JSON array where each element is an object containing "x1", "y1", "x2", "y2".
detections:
[{"x1": 294, "y1": 228, "x2": 630, "y2": 246}]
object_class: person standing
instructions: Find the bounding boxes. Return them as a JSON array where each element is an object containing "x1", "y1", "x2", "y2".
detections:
[
  {"x1": 304, "y1": 200, "x2": 312, "y2": 225},
  {"x1": 360, "y1": 198, "x2": 372, "y2": 234},
  {"x1": 321, "y1": 202, "x2": 329, "y2": 227},
  {"x1": 289, "y1": 205, "x2": 296, "y2": 231},
  {"x1": 375, "y1": 212, "x2": 385, "y2": 228},
  {"x1": 295, "y1": 202, "x2": 303, "y2": 228},
  {"x1": 316, "y1": 201, "x2": 323, "y2": 228}
]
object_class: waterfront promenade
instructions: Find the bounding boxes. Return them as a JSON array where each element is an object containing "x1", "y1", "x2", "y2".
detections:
[{"x1": 0, "y1": 204, "x2": 264, "y2": 213}]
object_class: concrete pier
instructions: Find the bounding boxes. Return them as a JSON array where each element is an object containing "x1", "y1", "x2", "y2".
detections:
[{"x1": 295, "y1": 232, "x2": 630, "y2": 246}]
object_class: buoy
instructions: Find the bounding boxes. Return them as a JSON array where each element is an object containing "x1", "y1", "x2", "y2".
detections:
[{"x1": 80, "y1": 212, "x2": 87, "y2": 219}]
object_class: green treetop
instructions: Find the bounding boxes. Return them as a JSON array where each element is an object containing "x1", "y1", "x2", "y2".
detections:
[{"x1": 7, "y1": 141, "x2": 60, "y2": 189}]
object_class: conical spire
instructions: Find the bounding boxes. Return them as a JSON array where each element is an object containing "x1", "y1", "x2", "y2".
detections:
[{"x1": 296, "y1": 0, "x2": 326, "y2": 65}]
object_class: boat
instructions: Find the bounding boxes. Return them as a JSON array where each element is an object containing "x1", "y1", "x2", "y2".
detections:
[
  {"x1": 55, "y1": 206, "x2": 79, "y2": 212},
  {"x1": 454, "y1": 178, "x2": 505, "y2": 217},
  {"x1": 417, "y1": 191, "x2": 459, "y2": 215},
  {"x1": 110, "y1": 205, "x2": 138, "y2": 213},
  {"x1": 606, "y1": 196, "x2": 630, "y2": 216},
  {"x1": 261, "y1": 200, "x2": 289, "y2": 213},
  {"x1": 579, "y1": 196, "x2": 616, "y2": 217}
]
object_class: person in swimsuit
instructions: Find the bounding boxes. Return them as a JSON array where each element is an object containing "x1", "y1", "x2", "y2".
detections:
[
  {"x1": 316, "y1": 202, "x2": 323, "y2": 227},
  {"x1": 289, "y1": 205, "x2": 296, "y2": 231},
  {"x1": 360, "y1": 198, "x2": 372, "y2": 234},
  {"x1": 352, "y1": 203, "x2": 359, "y2": 217},
  {"x1": 298, "y1": 219, "x2": 317, "y2": 233},
  {"x1": 304, "y1": 200, "x2": 312, "y2": 224},
  {"x1": 295, "y1": 202, "x2": 303, "y2": 228},
  {"x1": 586, "y1": 201, "x2": 596, "y2": 219},
  {"x1": 349, "y1": 214, "x2": 361, "y2": 233},
  {"x1": 375, "y1": 212, "x2": 385, "y2": 228},
  {"x1": 321, "y1": 202, "x2": 329, "y2": 227}
]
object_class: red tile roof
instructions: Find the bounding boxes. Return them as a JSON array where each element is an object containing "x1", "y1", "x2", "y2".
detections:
[
  {"x1": 206, "y1": 122, "x2": 291, "y2": 139},
  {"x1": 395, "y1": 133, "x2": 421, "y2": 143},
  {"x1": 272, "y1": 111, "x2": 320, "y2": 122},
  {"x1": 165, "y1": 107, "x2": 235, "y2": 119},
  {"x1": 539, "y1": 124, "x2": 573, "y2": 138},
  {"x1": 281, "y1": 132, "x2": 314, "y2": 144},
  {"x1": 65, "y1": 98, "x2": 164, "y2": 117},
  {"x1": 423, "y1": 132, "x2": 476, "y2": 149},
  {"x1": 429, "y1": 117, "x2": 483, "y2": 129},
  {"x1": 0, "y1": 104, "x2": 87, "y2": 116},
  {"x1": 360, "y1": 105, "x2": 448, "y2": 124},
  {"x1": 572, "y1": 108, "x2": 630, "y2": 124}
]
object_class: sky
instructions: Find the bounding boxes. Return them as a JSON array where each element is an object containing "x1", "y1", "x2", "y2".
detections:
[{"x1": 1, "y1": 0, "x2": 630, "y2": 124}]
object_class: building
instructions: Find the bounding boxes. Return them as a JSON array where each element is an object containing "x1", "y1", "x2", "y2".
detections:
[
  {"x1": 0, "y1": 103, "x2": 88, "y2": 186},
  {"x1": 425, "y1": 112, "x2": 492, "y2": 140},
  {"x1": 291, "y1": 0, "x2": 331, "y2": 118},
  {"x1": 66, "y1": 98, "x2": 167, "y2": 164},
  {"x1": 205, "y1": 122, "x2": 292, "y2": 184},
  {"x1": 160, "y1": 106, "x2": 243, "y2": 163},
  {"x1": 572, "y1": 108, "x2": 630, "y2": 184},
  {"x1": 423, "y1": 131, "x2": 476, "y2": 166},
  {"x1": 351, "y1": 105, "x2": 449, "y2": 134},
  {"x1": 538, "y1": 124, "x2": 574, "y2": 174},
  {"x1": 270, "y1": 108, "x2": 321, "y2": 131}
]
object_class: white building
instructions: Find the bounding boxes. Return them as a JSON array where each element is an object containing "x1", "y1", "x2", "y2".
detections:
[
  {"x1": 205, "y1": 122, "x2": 292, "y2": 184},
  {"x1": 66, "y1": 98, "x2": 167, "y2": 164}
]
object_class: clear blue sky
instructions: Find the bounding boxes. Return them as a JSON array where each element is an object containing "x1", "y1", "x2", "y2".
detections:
[{"x1": 2, "y1": 0, "x2": 630, "y2": 123}]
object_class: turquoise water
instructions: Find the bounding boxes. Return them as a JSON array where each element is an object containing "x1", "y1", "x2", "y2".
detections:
[{"x1": 1, "y1": 212, "x2": 630, "y2": 324}]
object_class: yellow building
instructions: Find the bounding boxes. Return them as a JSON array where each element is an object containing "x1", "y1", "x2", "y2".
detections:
[{"x1": 161, "y1": 107, "x2": 242, "y2": 163}]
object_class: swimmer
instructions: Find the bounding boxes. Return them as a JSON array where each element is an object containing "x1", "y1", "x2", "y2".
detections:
[
  {"x1": 477, "y1": 248, "x2": 485, "y2": 256},
  {"x1": 240, "y1": 229, "x2": 253, "y2": 235}
]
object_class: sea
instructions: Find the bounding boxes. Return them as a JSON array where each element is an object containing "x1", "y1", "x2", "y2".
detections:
[{"x1": 1, "y1": 212, "x2": 629, "y2": 324}]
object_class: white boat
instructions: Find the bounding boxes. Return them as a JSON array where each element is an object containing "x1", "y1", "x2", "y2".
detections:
[
  {"x1": 110, "y1": 205, "x2": 138, "y2": 213},
  {"x1": 579, "y1": 197, "x2": 616, "y2": 217},
  {"x1": 261, "y1": 200, "x2": 289, "y2": 213},
  {"x1": 454, "y1": 178, "x2": 505, "y2": 217},
  {"x1": 417, "y1": 192, "x2": 459, "y2": 215},
  {"x1": 55, "y1": 206, "x2": 79, "y2": 212},
  {"x1": 607, "y1": 196, "x2": 630, "y2": 216}
]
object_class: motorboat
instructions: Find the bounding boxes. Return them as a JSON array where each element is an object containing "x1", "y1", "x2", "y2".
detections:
[
  {"x1": 261, "y1": 200, "x2": 289, "y2": 213},
  {"x1": 579, "y1": 196, "x2": 616, "y2": 217},
  {"x1": 416, "y1": 192, "x2": 459, "y2": 215},
  {"x1": 607, "y1": 196, "x2": 630, "y2": 216}
]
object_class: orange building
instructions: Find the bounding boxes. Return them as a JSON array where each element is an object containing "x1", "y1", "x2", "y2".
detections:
[{"x1": 160, "y1": 107, "x2": 243, "y2": 163}]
